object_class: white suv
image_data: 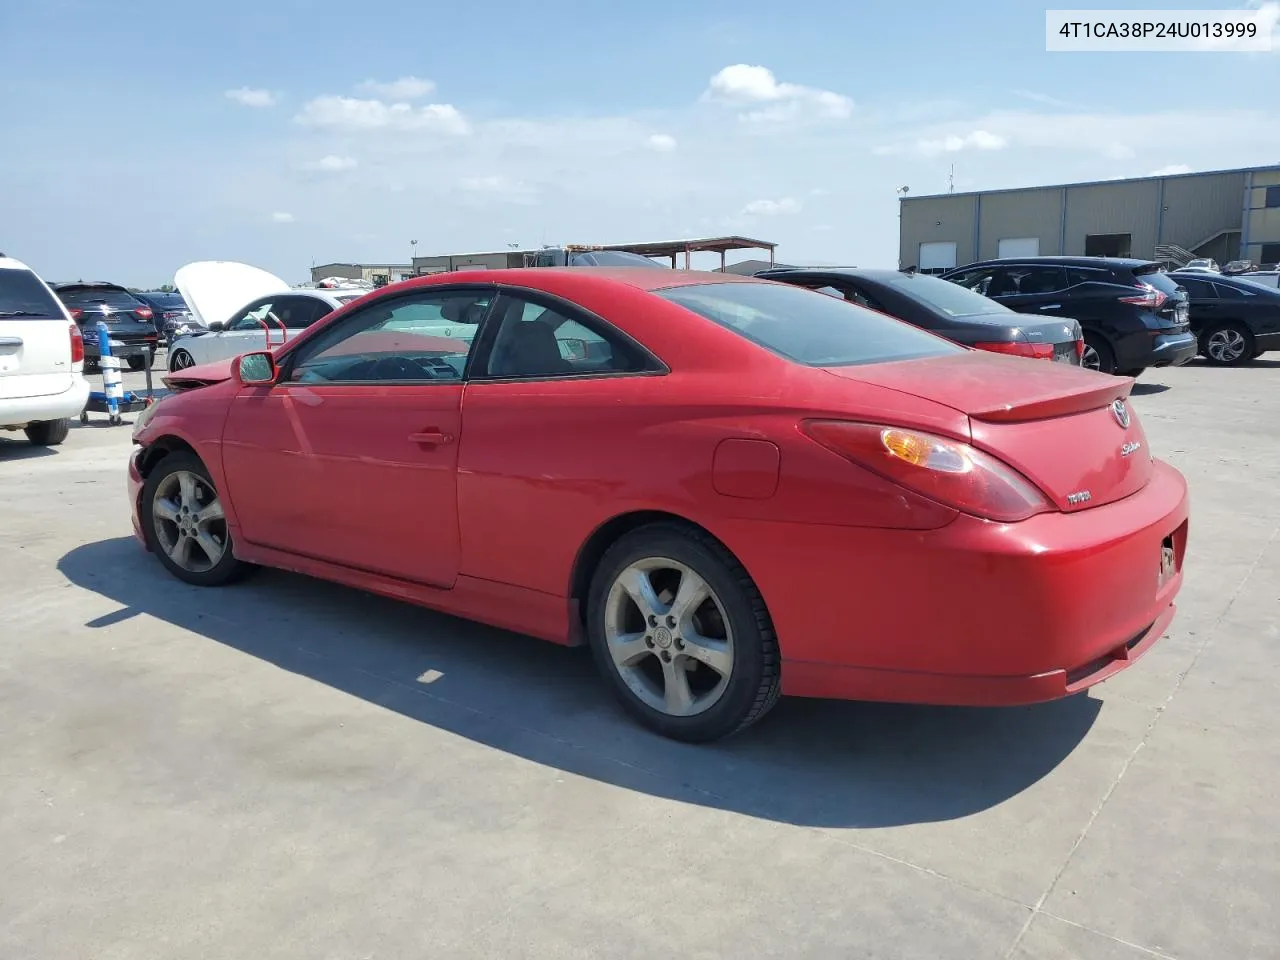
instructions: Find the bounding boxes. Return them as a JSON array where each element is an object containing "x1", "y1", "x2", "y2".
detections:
[{"x1": 0, "y1": 255, "x2": 90, "y2": 446}]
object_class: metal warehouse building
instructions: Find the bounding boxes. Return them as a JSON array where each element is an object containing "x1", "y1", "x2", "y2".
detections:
[
  {"x1": 899, "y1": 164, "x2": 1280, "y2": 273},
  {"x1": 309, "y1": 262, "x2": 413, "y2": 285}
]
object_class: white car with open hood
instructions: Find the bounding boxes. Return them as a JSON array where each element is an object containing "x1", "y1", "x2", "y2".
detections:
[
  {"x1": 167, "y1": 261, "x2": 369, "y2": 372},
  {"x1": 1, "y1": 254, "x2": 90, "y2": 446}
]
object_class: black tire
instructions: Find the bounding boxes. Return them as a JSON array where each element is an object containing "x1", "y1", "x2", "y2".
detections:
[
  {"x1": 140, "y1": 451, "x2": 252, "y2": 587},
  {"x1": 168, "y1": 349, "x2": 195, "y2": 372},
  {"x1": 24, "y1": 419, "x2": 70, "y2": 446},
  {"x1": 127, "y1": 353, "x2": 149, "y2": 372},
  {"x1": 585, "y1": 522, "x2": 781, "y2": 742},
  {"x1": 1200, "y1": 322, "x2": 1255, "y2": 367},
  {"x1": 1117, "y1": 367, "x2": 1146, "y2": 378},
  {"x1": 1081, "y1": 334, "x2": 1116, "y2": 374}
]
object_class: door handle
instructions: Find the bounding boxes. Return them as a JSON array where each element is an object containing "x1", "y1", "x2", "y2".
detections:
[{"x1": 409, "y1": 429, "x2": 451, "y2": 445}]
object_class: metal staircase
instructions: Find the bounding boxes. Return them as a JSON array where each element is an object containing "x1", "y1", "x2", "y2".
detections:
[{"x1": 1153, "y1": 243, "x2": 1195, "y2": 268}]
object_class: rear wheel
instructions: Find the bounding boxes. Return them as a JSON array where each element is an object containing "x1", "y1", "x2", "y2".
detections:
[
  {"x1": 1081, "y1": 334, "x2": 1116, "y2": 374},
  {"x1": 585, "y1": 523, "x2": 781, "y2": 742},
  {"x1": 1201, "y1": 322, "x2": 1254, "y2": 366},
  {"x1": 169, "y1": 348, "x2": 195, "y2": 372},
  {"x1": 127, "y1": 351, "x2": 151, "y2": 372},
  {"x1": 24, "y1": 419, "x2": 70, "y2": 446},
  {"x1": 141, "y1": 452, "x2": 251, "y2": 586}
]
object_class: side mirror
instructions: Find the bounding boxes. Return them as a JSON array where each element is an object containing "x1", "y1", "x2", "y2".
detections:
[
  {"x1": 208, "y1": 320, "x2": 226, "y2": 331},
  {"x1": 234, "y1": 351, "x2": 277, "y2": 385}
]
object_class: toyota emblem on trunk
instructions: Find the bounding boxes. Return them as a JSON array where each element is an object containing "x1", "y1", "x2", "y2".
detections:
[{"x1": 1111, "y1": 399, "x2": 1130, "y2": 429}]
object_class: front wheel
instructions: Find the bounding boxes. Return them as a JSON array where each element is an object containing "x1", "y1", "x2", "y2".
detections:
[
  {"x1": 1201, "y1": 322, "x2": 1254, "y2": 366},
  {"x1": 25, "y1": 419, "x2": 70, "y2": 446},
  {"x1": 169, "y1": 348, "x2": 196, "y2": 372},
  {"x1": 140, "y1": 452, "x2": 252, "y2": 586},
  {"x1": 585, "y1": 523, "x2": 781, "y2": 742}
]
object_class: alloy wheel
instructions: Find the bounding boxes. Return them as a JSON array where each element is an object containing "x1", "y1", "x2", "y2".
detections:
[
  {"x1": 1080, "y1": 343, "x2": 1102, "y2": 371},
  {"x1": 602, "y1": 557, "x2": 734, "y2": 717},
  {"x1": 152, "y1": 470, "x2": 227, "y2": 573},
  {"x1": 1206, "y1": 328, "x2": 1247, "y2": 364},
  {"x1": 170, "y1": 349, "x2": 195, "y2": 371}
]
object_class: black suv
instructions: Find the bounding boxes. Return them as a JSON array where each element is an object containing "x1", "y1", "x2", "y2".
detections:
[
  {"x1": 940, "y1": 257, "x2": 1197, "y2": 376},
  {"x1": 50, "y1": 281, "x2": 160, "y2": 371}
]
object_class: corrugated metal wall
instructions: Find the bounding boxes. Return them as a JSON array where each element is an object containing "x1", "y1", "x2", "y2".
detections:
[
  {"x1": 977, "y1": 189, "x2": 1063, "y2": 259},
  {"x1": 899, "y1": 167, "x2": 1279, "y2": 268},
  {"x1": 898, "y1": 194, "x2": 975, "y2": 267},
  {"x1": 1062, "y1": 180, "x2": 1160, "y2": 256}
]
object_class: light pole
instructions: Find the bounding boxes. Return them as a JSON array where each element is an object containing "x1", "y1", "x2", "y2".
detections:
[{"x1": 409, "y1": 239, "x2": 418, "y2": 275}]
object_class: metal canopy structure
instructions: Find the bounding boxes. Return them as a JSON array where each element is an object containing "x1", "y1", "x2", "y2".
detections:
[{"x1": 566, "y1": 236, "x2": 777, "y2": 270}]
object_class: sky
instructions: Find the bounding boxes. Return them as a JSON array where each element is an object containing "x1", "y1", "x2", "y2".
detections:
[{"x1": 2, "y1": 0, "x2": 1279, "y2": 286}]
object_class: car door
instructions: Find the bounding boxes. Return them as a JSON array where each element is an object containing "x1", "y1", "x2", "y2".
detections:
[
  {"x1": 219, "y1": 285, "x2": 495, "y2": 586},
  {"x1": 456, "y1": 289, "x2": 667, "y2": 595},
  {"x1": 1215, "y1": 281, "x2": 1280, "y2": 338},
  {"x1": 1175, "y1": 276, "x2": 1220, "y2": 335}
]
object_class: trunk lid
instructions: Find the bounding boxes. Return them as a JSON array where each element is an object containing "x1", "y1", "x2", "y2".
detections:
[
  {"x1": 174, "y1": 261, "x2": 290, "y2": 330},
  {"x1": 0, "y1": 260, "x2": 74, "y2": 400},
  {"x1": 823, "y1": 351, "x2": 1153, "y2": 512}
]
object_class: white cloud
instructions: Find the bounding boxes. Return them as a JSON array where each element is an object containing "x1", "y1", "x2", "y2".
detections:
[
  {"x1": 742, "y1": 197, "x2": 801, "y2": 216},
  {"x1": 225, "y1": 87, "x2": 277, "y2": 108},
  {"x1": 704, "y1": 64, "x2": 852, "y2": 123},
  {"x1": 357, "y1": 76, "x2": 436, "y2": 100},
  {"x1": 917, "y1": 130, "x2": 1008, "y2": 155},
  {"x1": 304, "y1": 155, "x2": 358, "y2": 172},
  {"x1": 270, "y1": 211, "x2": 295, "y2": 223},
  {"x1": 1150, "y1": 164, "x2": 1193, "y2": 176},
  {"x1": 1184, "y1": 1, "x2": 1279, "y2": 50},
  {"x1": 646, "y1": 133, "x2": 677, "y2": 152},
  {"x1": 458, "y1": 175, "x2": 537, "y2": 204},
  {"x1": 295, "y1": 96, "x2": 470, "y2": 134}
]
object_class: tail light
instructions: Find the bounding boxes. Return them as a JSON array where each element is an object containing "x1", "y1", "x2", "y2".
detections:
[
  {"x1": 802, "y1": 420, "x2": 1051, "y2": 523},
  {"x1": 134, "y1": 306, "x2": 154, "y2": 319},
  {"x1": 69, "y1": 322, "x2": 84, "y2": 364},
  {"x1": 1075, "y1": 337, "x2": 1085, "y2": 360},
  {"x1": 1119, "y1": 283, "x2": 1167, "y2": 311},
  {"x1": 68, "y1": 307, "x2": 83, "y2": 321},
  {"x1": 972, "y1": 341, "x2": 1054, "y2": 360}
]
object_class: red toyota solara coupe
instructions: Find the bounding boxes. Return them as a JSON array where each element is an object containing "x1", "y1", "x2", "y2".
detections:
[{"x1": 128, "y1": 267, "x2": 1188, "y2": 742}]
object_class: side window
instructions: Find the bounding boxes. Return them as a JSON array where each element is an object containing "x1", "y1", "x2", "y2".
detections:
[
  {"x1": 1212, "y1": 282, "x2": 1252, "y2": 300},
  {"x1": 288, "y1": 289, "x2": 492, "y2": 384},
  {"x1": 1178, "y1": 278, "x2": 1217, "y2": 299},
  {"x1": 998, "y1": 266, "x2": 1069, "y2": 296},
  {"x1": 836, "y1": 284, "x2": 885, "y2": 311},
  {"x1": 948, "y1": 268, "x2": 997, "y2": 295},
  {"x1": 1067, "y1": 268, "x2": 1103, "y2": 287},
  {"x1": 229, "y1": 300, "x2": 275, "y2": 331},
  {"x1": 481, "y1": 294, "x2": 646, "y2": 379},
  {"x1": 275, "y1": 296, "x2": 332, "y2": 329}
]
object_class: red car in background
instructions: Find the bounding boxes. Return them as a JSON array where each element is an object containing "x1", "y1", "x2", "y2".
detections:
[{"x1": 127, "y1": 267, "x2": 1188, "y2": 742}]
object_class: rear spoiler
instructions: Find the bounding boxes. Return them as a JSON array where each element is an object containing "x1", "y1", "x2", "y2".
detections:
[{"x1": 969, "y1": 379, "x2": 1132, "y2": 424}]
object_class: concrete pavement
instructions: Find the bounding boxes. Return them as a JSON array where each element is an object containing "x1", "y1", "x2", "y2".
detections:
[{"x1": 1, "y1": 358, "x2": 1276, "y2": 958}]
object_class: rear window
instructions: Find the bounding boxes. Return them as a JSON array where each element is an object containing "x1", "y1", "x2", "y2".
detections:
[
  {"x1": 882, "y1": 272, "x2": 1011, "y2": 317},
  {"x1": 142, "y1": 292, "x2": 187, "y2": 309},
  {"x1": 55, "y1": 286, "x2": 145, "y2": 310},
  {"x1": 1129, "y1": 264, "x2": 1181, "y2": 296},
  {"x1": 0, "y1": 268, "x2": 66, "y2": 320},
  {"x1": 657, "y1": 281, "x2": 964, "y2": 367}
]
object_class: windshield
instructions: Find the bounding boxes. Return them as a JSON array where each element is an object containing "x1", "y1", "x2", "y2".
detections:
[
  {"x1": 0, "y1": 268, "x2": 66, "y2": 319},
  {"x1": 141, "y1": 292, "x2": 187, "y2": 309},
  {"x1": 658, "y1": 281, "x2": 964, "y2": 367},
  {"x1": 883, "y1": 272, "x2": 1011, "y2": 317}
]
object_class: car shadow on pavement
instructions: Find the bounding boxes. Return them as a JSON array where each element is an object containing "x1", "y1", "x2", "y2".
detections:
[
  {"x1": 59, "y1": 537, "x2": 1101, "y2": 830},
  {"x1": 1130, "y1": 382, "x2": 1171, "y2": 396},
  {"x1": 0, "y1": 438, "x2": 59, "y2": 460}
]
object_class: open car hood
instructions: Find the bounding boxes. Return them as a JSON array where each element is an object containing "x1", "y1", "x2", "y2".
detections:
[
  {"x1": 174, "y1": 260, "x2": 291, "y2": 330},
  {"x1": 162, "y1": 357, "x2": 236, "y2": 392}
]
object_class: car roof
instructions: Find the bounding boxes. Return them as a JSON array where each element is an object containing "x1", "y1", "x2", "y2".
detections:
[
  {"x1": 0, "y1": 256, "x2": 38, "y2": 273},
  {"x1": 949, "y1": 256, "x2": 1155, "y2": 270},
  {"x1": 51, "y1": 280, "x2": 131, "y2": 291},
  {"x1": 758, "y1": 267, "x2": 916, "y2": 284},
  {"x1": 396, "y1": 266, "x2": 764, "y2": 295}
]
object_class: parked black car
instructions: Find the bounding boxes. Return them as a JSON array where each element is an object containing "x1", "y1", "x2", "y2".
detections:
[
  {"x1": 50, "y1": 281, "x2": 159, "y2": 370},
  {"x1": 940, "y1": 257, "x2": 1197, "y2": 376},
  {"x1": 1169, "y1": 271, "x2": 1280, "y2": 365},
  {"x1": 755, "y1": 267, "x2": 1084, "y2": 363},
  {"x1": 134, "y1": 290, "x2": 201, "y2": 347}
]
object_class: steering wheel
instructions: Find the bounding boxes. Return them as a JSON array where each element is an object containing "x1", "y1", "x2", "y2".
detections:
[{"x1": 369, "y1": 356, "x2": 424, "y2": 380}]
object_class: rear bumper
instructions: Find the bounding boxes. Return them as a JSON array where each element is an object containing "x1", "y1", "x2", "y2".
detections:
[
  {"x1": 1145, "y1": 331, "x2": 1198, "y2": 368},
  {"x1": 718, "y1": 459, "x2": 1190, "y2": 706},
  {"x1": 0, "y1": 376, "x2": 90, "y2": 428}
]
